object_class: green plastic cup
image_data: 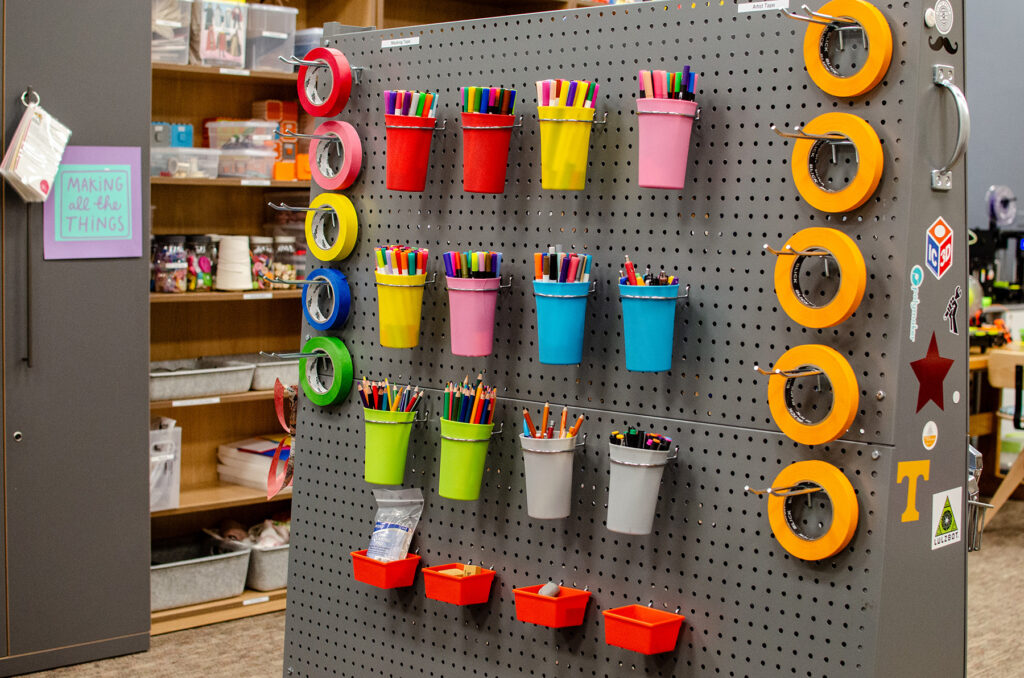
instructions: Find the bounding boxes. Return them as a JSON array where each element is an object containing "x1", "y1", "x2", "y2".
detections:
[
  {"x1": 438, "y1": 418, "x2": 494, "y2": 500},
  {"x1": 364, "y1": 408, "x2": 416, "y2": 485}
]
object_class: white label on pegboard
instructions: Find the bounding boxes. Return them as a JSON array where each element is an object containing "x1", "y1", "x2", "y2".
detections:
[
  {"x1": 738, "y1": 0, "x2": 790, "y2": 12},
  {"x1": 381, "y1": 37, "x2": 420, "y2": 49}
]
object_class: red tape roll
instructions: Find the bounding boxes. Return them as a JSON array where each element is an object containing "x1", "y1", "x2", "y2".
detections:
[
  {"x1": 310, "y1": 120, "x2": 362, "y2": 191},
  {"x1": 297, "y1": 47, "x2": 352, "y2": 117}
]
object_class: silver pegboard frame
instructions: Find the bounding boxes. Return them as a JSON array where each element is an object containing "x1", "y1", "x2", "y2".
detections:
[{"x1": 284, "y1": 2, "x2": 969, "y2": 677}]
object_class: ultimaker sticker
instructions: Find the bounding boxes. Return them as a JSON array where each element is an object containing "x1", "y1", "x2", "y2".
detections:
[
  {"x1": 908, "y1": 265, "x2": 924, "y2": 342},
  {"x1": 932, "y1": 487, "x2": 962, "y2": 550},
  {"x1": 944, "y1": 285, "x2": 961, "y2": 335}
]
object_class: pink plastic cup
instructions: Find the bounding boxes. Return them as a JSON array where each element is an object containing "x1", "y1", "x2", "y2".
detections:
[
  {"x1": 446, "y1": 276, "x2": 501, "y2": 357},
  {"x1": 636, "y1": 98, "x2": 699, "y2": 190}
]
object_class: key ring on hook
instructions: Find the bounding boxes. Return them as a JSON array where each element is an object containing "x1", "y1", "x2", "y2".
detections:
[{"x1": 21, "y1": 87, "x2": 39, "y2": 107}]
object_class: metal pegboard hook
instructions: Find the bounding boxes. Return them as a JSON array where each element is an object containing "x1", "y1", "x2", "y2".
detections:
[
  {"x1": 459, "y1": 115, "x2": 524, "y2": 131},
  {"x1": 780, "y1": 4, "x2": 858, "y2": 26},
  {"x1": 259, "y1": 350, "x2": 321, "y2": 360},
  {"x1": 490, "y1": 423, "x2": 505, "y2": 437},
  {"x1": 770, "y1": 124, "x2": 859, "y2": 163},
  {"x1": 575, "y1": 432, "x2": 588, "y2": 449},
  {"x1": 744, "y1": 482, "x2": 823, "y2": 498},
  {"x1": 267, "y1": 201, "x2": 336, "y2": 214},
  {"x1": 763, "y1": 243, "x2": 832, "y2": 257},
  {"x1": 753, "y1": 365, "x2": 825, "y2": 379},
  {"x1": 278, "y1": 55, "x2": 365, "y2": 83},
  {"x1": 276, "y1": 130, "x2": 342, "y2": 143},
  {"x1": 592, "y1": 112, "x2": 609, "y2": 126},
  {"x1": 257, "y1": 273, "x2": 331, "y2": 287}
]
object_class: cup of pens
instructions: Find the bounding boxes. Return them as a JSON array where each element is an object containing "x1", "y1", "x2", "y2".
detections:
[
  {"x1": 374, "y1": 245, "x2": 430, "y2": 349},
  {"x1": 537, "y1": 79, "x2": 599, "y2": 191},
  {"x1": 618, "y1": 257, "x2": 683, "y2": 373},
  {"x1": 444, "y1": 250, "x2": 503, "y2": 357},
  {"x1": 460, "y1": 86, "x2": 517, "y2": 194},
  {"x1": 438, "y1": 375, "x2": 497, "y2": 501},
  {"x1": 532, "y1": 249, "x2": 593, "y2": 365},
  {"x1": 384, "y1": 89, "x2": 439, "y2": 192},
  {"x1": 519, "y1": 405, "x2": 585, "y2": 519},
  {"x1": 359, "y1": 378, "x2": 423, "y2": 485},
  {"x1": 606, "y1": 429, "x2": 676, "y2": 535},
  {"x1": 636, "y1": 68, "x2": 700, "y2": 190}
]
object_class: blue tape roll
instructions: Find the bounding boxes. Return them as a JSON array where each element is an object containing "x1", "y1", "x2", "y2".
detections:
[{"x1": 302, "y1": 268, "x2": 351, "y2": 331}]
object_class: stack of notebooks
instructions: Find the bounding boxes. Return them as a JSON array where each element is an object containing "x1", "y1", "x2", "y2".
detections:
[{"x1": 218, "y1": 435, "x2": 291, "y2": 492}]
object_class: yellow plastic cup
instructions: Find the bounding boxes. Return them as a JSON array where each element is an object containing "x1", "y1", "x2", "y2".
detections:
[
  {"x1": 375, "y1": 271, "x2": 427, "y2": 348},
  {"x1": 539, "y1": 105, "x2": 596, "y2": 190}
]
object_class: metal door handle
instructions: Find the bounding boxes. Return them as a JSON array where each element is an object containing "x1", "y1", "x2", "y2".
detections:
[{"x1": 931, "y1": 65, "x2": 970, "y2": 191}]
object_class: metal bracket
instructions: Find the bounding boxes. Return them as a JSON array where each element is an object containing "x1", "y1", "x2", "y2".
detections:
[{"x1": 931, "y1": 65, "x2": 970, "y2": 191}]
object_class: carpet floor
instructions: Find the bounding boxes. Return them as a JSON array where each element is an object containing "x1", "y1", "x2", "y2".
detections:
[{"x1": 22, "y1": 500, "x2": 1024, "y2": 677}]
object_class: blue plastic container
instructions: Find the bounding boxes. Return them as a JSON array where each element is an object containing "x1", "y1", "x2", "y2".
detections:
[
  {"x1": 533, "y1": 281, "x2": 590, "y2": 365},
  {"x1": 619, "y1": 283, "x2": 679, "y2": 372}
]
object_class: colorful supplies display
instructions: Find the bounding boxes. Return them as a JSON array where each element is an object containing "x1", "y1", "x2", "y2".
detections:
[
  {"x1": 442, "y1": 374, "x2": 497, "y2": 425},
  {"x1": 366, "y1": 488, "x2": 424, "y2": 562},
  {"x1": 459, "y1": 86, "x2": 518, "y2": 193},
  {"x1": 522, "y1": 403, "x2": 584, "y2": 439},
  {"x1": 185, "y1": 235, "x2": 213, "y2": 291},
  {"x1": 619, "y1": 255, "x2": 677, "y2": 286},
  {"x1": 384, "y1": 90, "x2": 438, "y2": 117},
  {"x1": 536, "y1": 79, "x2": 600, "y2": 189},
  {"x1": 443, "y1": 250, "x2": 502, "y2": 278},
  {"x1": 533, "y1": 247, "x2": 592, "y2": 283},
  {"x1": 375, "y1": 245, "x2": 429, "y2": 276},
  {"x1": 638, "y1": 67, "x2": 698, "y2": 101},
  {"x1": 535, "y1": 79, "x2": 599, "y2": 108},
  {"x1": 153, "y1": 235, "x2": 188, "y2": 293},
  {"x1": 460, "y1": 86, "x2": 517, "y2": 114},
  {"x1": 358, "y1": 378, "x2": 424, "y2": 413},
  {"x1": 610, "y1": 427, "x2": 673, "y2": 451},
  {"x1": 636, "y1": 67, "x2": 701, "y2": 189}
]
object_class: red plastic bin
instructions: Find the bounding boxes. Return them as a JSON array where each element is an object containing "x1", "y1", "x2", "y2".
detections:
[
  {"x1": 385, "y1": 114, "x2": 436, "y2": 192},
  {"x1": 513, "y1": 585, "x2": 591, "y2": 628},
  {"x1": 422, "y1": 563, "x2": 495, "y2": 605},
  {"x1": 461, "y1": 112, "x2": 515, "y2": 193},
  {"x1": 602, "y1": 604, "x2": 685, "y2": 655},
  {"x1": 350, "y1": 550, "x2": 421, "y2": 589}
]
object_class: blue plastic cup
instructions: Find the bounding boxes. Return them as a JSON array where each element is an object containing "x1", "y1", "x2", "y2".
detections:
[
  {"x1": 533, "y1": 281, "x2": 590, "y2": 365},
  {"x1": 619, "y1": 283, "x2": 679, "y2": 372}
]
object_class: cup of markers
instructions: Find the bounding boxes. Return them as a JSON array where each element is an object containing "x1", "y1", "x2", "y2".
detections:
[
  {"x1": 384, "y1": 89, "x2": 439, "y2": 192},
  {"x1": 359, "y1": 378, "x2": 424, "y2": 485},
  {"x1": 636, "y1": 67, "x2": 700, "y2": 190},
  {"x1": 536, "y1": 78, "x2": 599, "y2": 190},
  {"x1": 532, "y1": 248, "x2": 593, "y2": 365},
  {"x1": 374, "y1": 245, "x2": 430, "y2": 349},
  {"x1": 439, "y1": 375, "x2": 498, "y2": 501},
  {"x1": 519, "y1": 404, "x2": 585, "y2": 520},
  {"x1": 460, "y1": 86, "x2": 517, "y2": 194},
  {"x1": 606, "y1": 428, "x2": 675, "y2": 535},
  {"x1": 618, "y1": 256, "x2": 682, "y2": 372},
  {"x1": 444, "y1": 250, "x2": 503, "y2": 357}
]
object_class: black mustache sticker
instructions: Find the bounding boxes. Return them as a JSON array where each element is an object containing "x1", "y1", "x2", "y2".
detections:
[{"x1": 929, "y1": 35, "x2": 959, "y2": 54}]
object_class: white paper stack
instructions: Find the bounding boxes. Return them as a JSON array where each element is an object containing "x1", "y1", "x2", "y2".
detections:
[
  {"x1": 217, "y1": 436, "x2": 291, "y2": 492},
  {"x1": 0, "y1": 102, "x2": 71, "y2": 202}
]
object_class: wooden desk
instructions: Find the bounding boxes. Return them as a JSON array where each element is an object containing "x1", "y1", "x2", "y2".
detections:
[{"x1": 970, "y1": 354, "x2": 1024, "y2": 503}]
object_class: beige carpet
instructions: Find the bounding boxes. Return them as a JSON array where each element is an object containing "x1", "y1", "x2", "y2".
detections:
[{"x1": 21, "y1": 503, "x2": 1024, "y2": 676}]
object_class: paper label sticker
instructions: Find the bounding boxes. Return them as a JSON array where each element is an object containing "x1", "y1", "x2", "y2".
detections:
[
  {"x1": 262, "y1": 31, "x2": 289, "y2": 40},
  {"x1": 155, "y1": 19, "x2": 182, "y2": 28},
  {"x1": 922, "y1": 420, "x2": 938, "y2": 450},
  {"x1": 240, "y1": 179, "x2": 271, "y2": 186},
  {"x1": 243, "y1": 595, "x2": 271, "y2": 606},
  {"x1": 170, "y1": 396, "x2": 221, "y2": 407},
  {"x1": 381, "y1": 37, "x2": 420, "y2": 49},
  {"x1": 219, "y1": 68, "x2": 251, "y2": 77},
  {"x1": 738, "y1": 0, "x2": 790, "y2": 13},
  {"x1": 926, "y1": 217, "x2": 953, "y2": 280},
  {"x1": 931, "y1": 487, "x2": 962, "y2": 549},
  {"x1": 243, "y1": 291, "x2": 273, "y2": 300}
]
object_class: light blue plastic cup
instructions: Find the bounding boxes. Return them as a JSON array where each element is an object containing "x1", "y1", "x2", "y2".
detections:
[
  {"x1": 619, "y1": 283, "x2": 679, "y2": 372},
  {"x1": 533, "y1": 281, "x2": 590, "y2": 365}
]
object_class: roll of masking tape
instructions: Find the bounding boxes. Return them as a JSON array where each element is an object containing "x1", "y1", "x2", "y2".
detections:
[
  {"x1": 791, "y1": 112, "x2": 883, "y2": 214},
  {"x1": 802, "y1": 0, "x2": 892, "y2": 98},
  {"x1": 305, "y1": 192, "x2": 358, "y2": 262},
  {"x1": 767, "y1": 460, "x2": 858, "y2": 561},
  {"x1": 774, "y1": 228, "x2": 866, "y2": 328},
  {"x1": 767, "y1": 344, "x2": 858, "y2": 445},
  {"x1": 297, "y1": 47, "x2": 352, "y2": 118},
  {"x1": 300, "y1": 336, "x2": 353, "y2": 407},
  {"x1": 302, "y1": 268, "x2": 351, "y2": 331},
  {"x1": 310, "y1": 120, "x2": 362, "y2": 191}
]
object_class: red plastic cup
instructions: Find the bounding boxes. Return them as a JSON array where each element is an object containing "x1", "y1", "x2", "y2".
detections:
[
  {"x1": 461, "y1": 112, "x2": 515, "y2": 193},
  {"x1": 602, "y1": 604, "x2": 685, "y2": 655},
  {"x1": 350, "y1": 550, "x2": 420, "y2": 589},
  {"x1": 385, "y1": 114, "x2": 436, "y2": 191},
  {"x1": 422, "y1": 563, "x2": 495, "y2": 605},
  {"x1": 513, "y1": 585, "x2": 591, "y2": 628}
]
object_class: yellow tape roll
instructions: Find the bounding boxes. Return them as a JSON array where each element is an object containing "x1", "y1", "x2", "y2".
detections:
[
  {"x1": 802, "y1": 0, "x2": 892, "y2": 98},
  {"x1": 768, "y1": 460, "x2": 858, "y2": 561},
  {"x1": 774, "y1": 227, "x2": 866, "y2": 328},
  {"x1": 767, "y1": 344, "x2": 858, "y2": 445},
  {"x1": 305, "y1": 192, "x2": 358, "y2": 262},
  {"x1": 791, "y1": 112, "x2": 883, "y2": 214}
]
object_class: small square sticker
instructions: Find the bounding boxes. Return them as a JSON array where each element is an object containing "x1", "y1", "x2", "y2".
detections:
[{"x1": 931, "y1": 487, "x2": 962, "y2": 550}]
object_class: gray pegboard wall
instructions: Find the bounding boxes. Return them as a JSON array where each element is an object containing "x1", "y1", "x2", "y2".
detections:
[{"x1": 284, "y1": 2, "x2": 969, "y2": 676}]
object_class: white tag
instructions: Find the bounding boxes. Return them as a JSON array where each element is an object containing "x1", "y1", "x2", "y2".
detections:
[
  {"x1": 243, "y1": 291, "x2": 273, "y2": 300},
  {"x1": 381, "y1": 37, "x2": 420, "y2": 49},
  {"x1": 219, "y1": 68, "x2": 251, "y2": 77},
  {"x1": 170, "y1": 396, "x2": 221, "y2": 407},
  {"x1": 243, "y1": 595, "x2": 271, "y2": 606},
  {"x1": 155, "y1": 19, "x2": 182, "y2": 28},
  {"x1": 240, "y1": 179, "x2": 271, "y2": 186},
  {"x1": 738, "y1": 0, "x2": 790, "y2": 12},
  {"x1": 262, "y1": 31, "x2": 289, "y2": 40},
  {"x1": 0, "y1": 103, "x2": 72, "y2": 202}
]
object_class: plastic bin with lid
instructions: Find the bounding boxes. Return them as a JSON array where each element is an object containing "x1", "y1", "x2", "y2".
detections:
[
  {"x1": 189, "y1": 0, "x2": 246, "y2": 68},
  {"x1": 293, "y1": 28, "x2": 323, "y2": 61},
  {"x1": 206, "y1": 120, "x2": 278, "y2": 150},
  {"x1": 152, "y1": 0, "x2": 193, "y2": 64},
  {"x1": 246, "y1": 4, "x2": 297, "y2": 73},
  {"x1": 150, "y1": 147, "x2": 220, "y2": 179},
  {"x1": 218, "y1": 148, "x2": 275, "y2": 179}
]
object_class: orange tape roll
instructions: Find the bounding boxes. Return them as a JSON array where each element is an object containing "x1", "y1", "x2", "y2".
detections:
[
  {"x1": 791, "y1": 112, "x2": 883, "y2": 214},
  {"x1": 767, "y1": 344, "x2": 858, "y2": 445},
  {"x1": 768, "y1": 460, "x2": 858, "y2": 561},
  {"x1": 802, "y1": 0, "x2": 892, "y2": 98},
  {"x1": 774, "y1": 228, "x2": 866, "y2": 328}
]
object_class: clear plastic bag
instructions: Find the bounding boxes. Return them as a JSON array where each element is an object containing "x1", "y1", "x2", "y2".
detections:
[{"x1": 366, "y1": 488, "x2": 424, "y2": 562}]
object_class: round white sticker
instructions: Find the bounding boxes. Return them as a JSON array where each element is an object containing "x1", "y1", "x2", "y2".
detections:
[{"x1": 934, "y1": 0, "x2": 954, "y2": 36}]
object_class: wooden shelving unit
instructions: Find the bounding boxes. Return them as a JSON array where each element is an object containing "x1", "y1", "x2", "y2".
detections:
[
  {"x1": 150, "y1": 290, "x2": 302, "y2": 304},
  {"x1": 151, "y1": 177, "x2": 310, "y2": 188},
  {"x1": 152, "y1": 482, "x2": 291, "y2": 518},
  {"x1": 150, "y1": 389, "x2": 278, "y2": 409},
  {"x1": 151, "y1": 587, "x2": 287, "y2": 636},
  {"x1": 151, "y1": 62, "x2": 298, "y2": 84}
]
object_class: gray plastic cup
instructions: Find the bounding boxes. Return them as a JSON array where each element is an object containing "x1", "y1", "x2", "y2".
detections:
[
  {"x1": 520, "y1": 434, "x2": 577, "y2": 519},
  {"x1": 606, "y1": 442, "x2": 674, "y2": 535}
]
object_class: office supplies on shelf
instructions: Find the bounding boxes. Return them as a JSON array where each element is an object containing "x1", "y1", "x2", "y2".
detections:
[
  {"x1": 532, "y1": 247, "x2": 595, "y2": 364},
  {"x1": 445, "y1": 253, "x2": 506, "y2": 356},
  {"x1": 384, "y1": 94, "x2": 442, "y2": 191},
  {"x1": 618, "y1": 258, "x2": 687, "y2": 371},
  {"x1": 443, "y1": 250, "x2": 502, "y2": 278},
  {"x1": 384, "y1": 89, "x2": 438, "y2": 117},
  {"x1": 607, "y1": 431, "x2": 677, "y2": 535},
  {"x1": 375, "y1": 245, "x2": 429, "y2": 276},
  {"x1": 439, "y1": 375, "x2": 500, "y2": 500}
]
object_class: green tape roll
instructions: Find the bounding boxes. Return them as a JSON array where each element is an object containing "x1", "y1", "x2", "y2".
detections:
[{"x1": 299, "y1": 336, "x2": 353, "y2": 407}]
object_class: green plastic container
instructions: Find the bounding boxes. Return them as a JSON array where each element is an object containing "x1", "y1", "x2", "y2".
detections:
[
  {"x1": 364, "y1": 408, "x2": 416, "y2": 485},
  {"x1": 438, "y1": 418, "x2": 494, "y2": 500}
]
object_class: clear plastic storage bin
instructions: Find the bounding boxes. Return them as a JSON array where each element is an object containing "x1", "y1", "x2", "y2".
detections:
[
  {"x1": 150, "y1": 147, "x2": 220, "y2": 179},
  {"x1": 190, "y1": 0, "x2": 246, "y2": 68},
  {"x1": 246, "y1": 4, "x2": 297, "y2": 73},
  {"x1": 205, "y1": 120, "x2": 278, "y2": 150},
  {"x1": 294, "y1": 28, "x2": 323, "y2": 60},
  {"x1": 151, "y1": 0, "x2": 192, "y2": 64},
  {"x1": 150, "y1": 418, "x2": 181, "y2": 512},
  {"x1": 219, "y1": 148, "x2": 276, "y2": 179}
]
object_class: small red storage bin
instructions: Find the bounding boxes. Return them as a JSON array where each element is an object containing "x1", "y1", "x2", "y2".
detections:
[
  {"x1": 602, "y1": 604, "x2": 685, "y2": 655},
  {"x1": 513, "y1": 585, "x2": 591, "y2": 628},
  {"x1": 350, "y1": 550, "x2": 420, "y2": 589},
  {"x1": 422, "y1": 563, "x2": 495, "y2": 605}
]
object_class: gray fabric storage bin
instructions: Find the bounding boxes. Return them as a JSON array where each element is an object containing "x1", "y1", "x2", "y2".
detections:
[
  {"x1": 151, "y1": 535, "x2": 250, "y2": 611},
  {"x1": 246, "y1": 544, "x2": 289, "y2": 591},
  {"x1": 149, "y1": 358, "x2": 255, "y2": 401}
]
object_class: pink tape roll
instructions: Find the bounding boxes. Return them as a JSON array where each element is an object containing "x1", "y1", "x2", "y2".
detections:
[{"x1": 310, "y1": 120, "x2": 363, "y2": 191}]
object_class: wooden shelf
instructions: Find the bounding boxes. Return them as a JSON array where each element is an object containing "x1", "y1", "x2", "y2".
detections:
[
  {"x1": 151, "y1": 177, "x2": 310, "y2": 188},
  {"x1": 152, "y1": 62, "x2": 297, "y2": 84},
  {"x1": 151, "y1": 587, "x2": 287, "y2": 636},
  {"x1": 151, "y1": 290, "x2": 302, "y2": 304},
  {"x1": 151, "y1": 481, "x2": 291, "y2": 518},
  {"x1": 150, "y1": 389, "x2": 278, "y2": 410}
]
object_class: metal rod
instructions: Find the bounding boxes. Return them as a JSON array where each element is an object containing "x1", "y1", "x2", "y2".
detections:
[
  {"x1": 753, "y1": 365, "x2": 825, "y2": 378},
  {"x1": 267, "y1": 201, "x2": 335, "y2": 214},
  {"x1": 257, "y1": 273, "x2": 330, "y2": 286},
  {"x1": 763, "y1": 244, "x2": 832, "y2": 257},
  {"x1": 260, "y1": 350, "x2": 322, "y2": 360},
  {"x1": 744, "y1": 483, "x2": 823, "y2": 498},
  {"x1": 277, "y1": 130, "x2": 342, "y2": 142},
  {"x1": 770, "y1": 123, "x2": 850, "y2": 143},
  {"x1": 780, "y1": 4, "x2": 858, "y2": 26}
]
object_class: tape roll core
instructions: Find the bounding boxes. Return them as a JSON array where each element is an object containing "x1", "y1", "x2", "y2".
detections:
[
  {"x1": 305, "y1": 193, "x2": 358, "y2": 262},
  {"x1": 310, "y1": 120, "x2": 362, "y2": 191},
  {"x1": 299, "y1": 336, "x2": 354, "y2": 407},
  {"x1": 802, "y1": 0, "x2": 892, "y2": 98},
  {"x1": 767, "y1": 344, "x2": 858, "y2": 445},
  {"x1": 791, "y1": 112, "x2": 883, "y2": 213},
  {"x1": 768, "y1": 460, "x2": 858, "y2": 561},
  {"x1": 297, "y1": 47, "x2": 352, "y2": 118},
  {"x1": 302, "y1": 268, "x2": 351, "y2": 331},
  {"x1": 774, "y1": 227, "x2": 866, "y2": 327}
]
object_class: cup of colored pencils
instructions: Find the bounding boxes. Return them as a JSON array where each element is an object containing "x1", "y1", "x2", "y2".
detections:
[
  {"x1": 460, "y1": 86, "x2": 518, "y2": 193},
  {"x1": 374, "y1": 246, "x2": 431, "y2": 349},
  {"x1": 519, "y1": 404, "x2": 585, "y2": 520},
  {"x1": 438, "y1": 374, "x2": 499, "y2": 501},
  {"x1": 384, "y1": 90, "x2": 440, "y2": 192},
  {"x1": 359, "y1": 377, "x2": 424, "y2": 485},
  {"x1": 618, "y1": 256, "x2": 683, "y2": 373},
  {"x1": 532, "y1": 247, "x2": 594, "y2": 365},
  {"x1": 444, "y1": 251, "x2": 505, "y2": 357},
  {"x1": 536, "y1": 78, "x2": 600, "y2": 190},
  {"x1": 635, "y1": 67, "x2": 700, "y2": 190}
]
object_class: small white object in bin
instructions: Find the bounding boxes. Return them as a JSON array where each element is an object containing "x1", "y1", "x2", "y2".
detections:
[{"x1": 538, "y1": 581, "x2": 561, "y2": 597}]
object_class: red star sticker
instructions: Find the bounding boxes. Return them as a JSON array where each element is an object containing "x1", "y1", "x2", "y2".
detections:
[{"x1": 910, "y1": 332, "x2": 954, "y2": 412}]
